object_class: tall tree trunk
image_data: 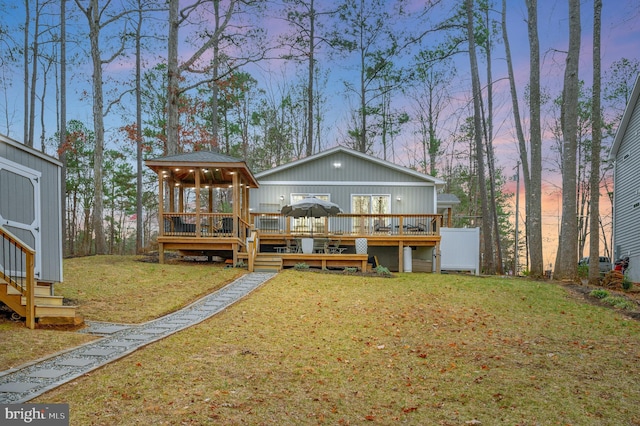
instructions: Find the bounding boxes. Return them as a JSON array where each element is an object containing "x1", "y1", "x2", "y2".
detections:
[
  {"x1": 524, "y1": 0, "x2": 544, "y2": 278},
  {"x1": 23, "y1": 0, "x2": 30, "y2": 145},
  {"x1": 306, "y1": 0, "x2": 315, "y2": 157},
  {"x1": 166, "y1": 0, "x2": 180, "y2": 155},
  {"x1": 554, "y1": 0, "x2": 581, "y2": 281},
  {"x1": 482, "y1": 5, "x2": 503, "y2": 274},
  {"x1": 135, "y1": 0, "x2": 143, "y2": 253},
  {"x1": 88, "y1": 0, "x2": 106, "y2": 254},
  {"x1": 359, "y1": 15, "x2": 367, "y2": 154},
  {"x1": 211, "y1": 0, "x2": 220, "y2": 153},
  {"x1": 588, "y1": 0, "x2": 602, "y2": 285},
  {"x1": 466, "y1": 0, "x2": 493, "y2": 274},
  {"x1": 28, "y1": 0, "x2": 40, "y2": 148},
  {"x1": 502, "y1": 0, "x2": 530, "y2": 275},
  {"x1": 59, "y1": 0, "x2": 67, "y2": 256}
]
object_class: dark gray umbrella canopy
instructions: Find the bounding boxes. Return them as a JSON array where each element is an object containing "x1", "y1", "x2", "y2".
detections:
[{"x1": 281, "y1": 197, "x2": 343, "y2": 218}]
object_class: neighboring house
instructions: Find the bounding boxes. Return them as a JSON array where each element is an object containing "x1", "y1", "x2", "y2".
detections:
[
  {"x1": 0, "y1": 133, "x2": 63, "y2": 283},
  {"x1": 609, "y1": 74, "x2": 640, "y2": 284},
  {"x1": 250, "y1": 146, "x2": 461, "y2": 271}
]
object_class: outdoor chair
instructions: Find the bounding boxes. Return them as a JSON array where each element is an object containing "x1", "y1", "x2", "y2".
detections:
[
  {"x1": 168, "y1": 216, "x2": 196, "y2": 233},
  {"x1": 328, "y1": 238, "x2": 345, "y2": 254},
  {"x1": 313, "y1": 238, "x2": 329, "y2": 253},
  {"x1": 373, "y1": 219, "x2": 391, "y2": 233},
  {"x1": 217, "y1": 217, "x2": 234, "y2": 234},
  {"x1": 286, "y1": 238, "x2": 300, "y2": 253},
  {"x1": 404, "y1": 222, "x2": 429, "y2": 233}
]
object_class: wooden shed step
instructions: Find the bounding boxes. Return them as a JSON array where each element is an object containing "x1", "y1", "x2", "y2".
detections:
[
  {"x1": 21, "y1": 294, "x2": 64, "y2": 306},
  {"x1": 5, "y1": 283, "x2": 52, "y2": 297},
  {"x1": 35, "y1": 305, "x2": 78, "y2": 318}
]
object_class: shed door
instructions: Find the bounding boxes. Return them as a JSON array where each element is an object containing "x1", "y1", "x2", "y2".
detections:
[{"x1": 0, "y1": 157, "x2": 42, "y2": 280}]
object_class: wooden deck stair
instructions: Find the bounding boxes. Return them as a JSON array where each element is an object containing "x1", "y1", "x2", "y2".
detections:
[
  {"x1": 252, "y1": 254, "x2": 283, "y2": 272},
  {"x1": 0, "y1": 277, "x2": 82, "y2": 326}
]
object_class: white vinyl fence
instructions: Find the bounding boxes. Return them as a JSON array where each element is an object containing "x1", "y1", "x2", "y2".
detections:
[{"x1": 440, "y1": 227, "x2": 480, "y2": 275}]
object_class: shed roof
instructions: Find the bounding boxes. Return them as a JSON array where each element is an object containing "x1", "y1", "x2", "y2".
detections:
[
  {"x1": 609, "y1": 74, "x2": 640, "y2": 161},
  {"x1": 0, "y1": 133, "x2": 62, "y2": 167}
]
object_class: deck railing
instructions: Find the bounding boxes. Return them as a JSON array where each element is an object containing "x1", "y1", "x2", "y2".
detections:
[
  {"x1": 250, "y1": 213, "x2": 442, "y2": 237},
  {"x1": 158, "y1": 212, "x2": 441, "y2": 241},
  {"x1": 0, "y1": 225, "x2": 36, "y2": 329}
]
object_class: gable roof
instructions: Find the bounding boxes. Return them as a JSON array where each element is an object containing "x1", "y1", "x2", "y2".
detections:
[
  {"x1": 609, "y1": 74, "x2": 640, "y2": 161},
  {"x1": 256, "y1": 146, "x2": 446, "y2": 187},
  {"x1": 147, "y1": 150, "x2": 245, "y2": 164},
  {"x1": 145, "y1": 150, "x2": 259, "y2": 188}
]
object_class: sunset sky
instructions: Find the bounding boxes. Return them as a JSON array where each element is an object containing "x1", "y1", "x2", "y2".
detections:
[{"x1": 2, "y1": 0, "x2": 639, "y2": 268}]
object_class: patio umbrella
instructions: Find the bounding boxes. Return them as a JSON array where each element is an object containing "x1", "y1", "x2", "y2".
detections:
[
  {"x1": 281, "y1": 197, "x2": 343, "y2": 218},
  {"x1": 281, "y1": 197, "x2": 343, "y2": 236}
]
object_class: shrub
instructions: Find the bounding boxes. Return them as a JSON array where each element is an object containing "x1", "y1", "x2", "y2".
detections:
[
  {"x1": 234, "y1": 261, "x2": 247, "y2": 268},
  {"x1": 294, "y1": 262, "x2": 309, "y2": 270},
  {"x1": 589, "y1": 289, "x2": 609, "y2": 299},
  {"x1": 622, "y1": 273, "x2": 633, "y2": 291},
  {"x1": 577, "y1": 264, "x2": 589, "y2": 279},
  {"x1": 344, "y1": 267, "x2": 358, "y2": 273},
  {"x1": 602, "y1": 296, "x2": 636, "y2": 311},
  {"x1": 375, "y1": 265, "x2": 391, "y2": 276}
]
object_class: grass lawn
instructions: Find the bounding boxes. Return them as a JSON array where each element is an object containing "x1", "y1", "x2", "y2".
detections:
[
  {"x1": 0, "y1": 255, "x2": 243, "y2": 371},
  {"x1": 21, "y1": 265, "x2": 640, "y2": 425}
]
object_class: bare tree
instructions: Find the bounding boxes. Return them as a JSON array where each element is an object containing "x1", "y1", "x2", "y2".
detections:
[
  {"x1": 516, "y1": 0, "x2": 544, "y2": 278},
  {"x1": 478, "y1": 0, "x2": 503, "y2": 274},
  {"x1": 588, "y1": 0, "x2": 602, "y2": 285},
  {"x1": 554, "y1": 0, "x2": 581, "y2": 281},
  {"x1": 409, "y1": 58, "x2": 453, "y2": 176},
  {"x1": 73, "y1": 0, "x2": 133, "y2": 254},
  {"x1": 166, "y1": 0, "x2": 267, "y2": 155},
  {"x1": 281, "y1": 0, "x2": 333, "y2": 157},
  {"x1": 466, "y1": 0, "x2": 493, "y2": 273},
  {"x1": 58, "y1": 0, "x2": 67, "y2": 255},
  {"x1": 330, "y1": 0, "x2": 402, "y2": 154},
  {"x1": 23, "y1": 0, "x2": 30, "y2": 145}
]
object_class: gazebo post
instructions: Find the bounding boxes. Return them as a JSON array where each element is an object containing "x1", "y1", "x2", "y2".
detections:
[
  {"x1": 158, "y1": 171, "x2": 166, "y2": 264},
  {"x1": 232, "y1": 172, "x2": 239, "y2": 266},
  {"x1": 195, "y1": 167, "x2": 201, "y2": 236}
]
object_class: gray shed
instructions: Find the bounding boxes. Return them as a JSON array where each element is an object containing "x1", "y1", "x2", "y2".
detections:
[{"x1": 0, "y1": 134, "x2": 63, "y2": 283}]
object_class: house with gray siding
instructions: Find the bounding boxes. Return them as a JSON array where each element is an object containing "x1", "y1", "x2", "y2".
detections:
[
  {"x1": 0, "y1": 134, "x2": 63, "y2": 283},
  {"x1": 251, "y1": 146, "x2": 445, "y2": 214},
  {"x1": 250, "y1": 146, "x2": 456, "y2": 271},
  {"x1": 609, "y1": 74, "x2": 640, "y2": 283}
]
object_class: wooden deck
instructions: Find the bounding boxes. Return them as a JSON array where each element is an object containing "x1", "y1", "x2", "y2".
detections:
[{"x1": 157, "y1": 213, "x2": 443, "y2": 272}]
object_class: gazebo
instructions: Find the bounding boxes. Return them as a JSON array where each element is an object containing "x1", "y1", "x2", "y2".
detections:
[{"x1": 145, "y1": 151, "x2": 259, "y2": 265}]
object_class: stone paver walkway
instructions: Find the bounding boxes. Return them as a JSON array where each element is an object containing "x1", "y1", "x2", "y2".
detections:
[{"x1": 0, "y1": 272, "x2": 275, "y2": 404}]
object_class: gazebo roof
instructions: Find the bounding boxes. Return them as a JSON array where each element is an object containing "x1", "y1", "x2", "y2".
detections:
[{"x1": 145, "y1": 150, "x2": 259, "y2": 188}]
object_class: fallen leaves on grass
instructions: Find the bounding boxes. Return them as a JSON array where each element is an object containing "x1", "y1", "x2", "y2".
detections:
[{"x1": 32, "y1": 270, "x2": 640, "y2": 425}]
